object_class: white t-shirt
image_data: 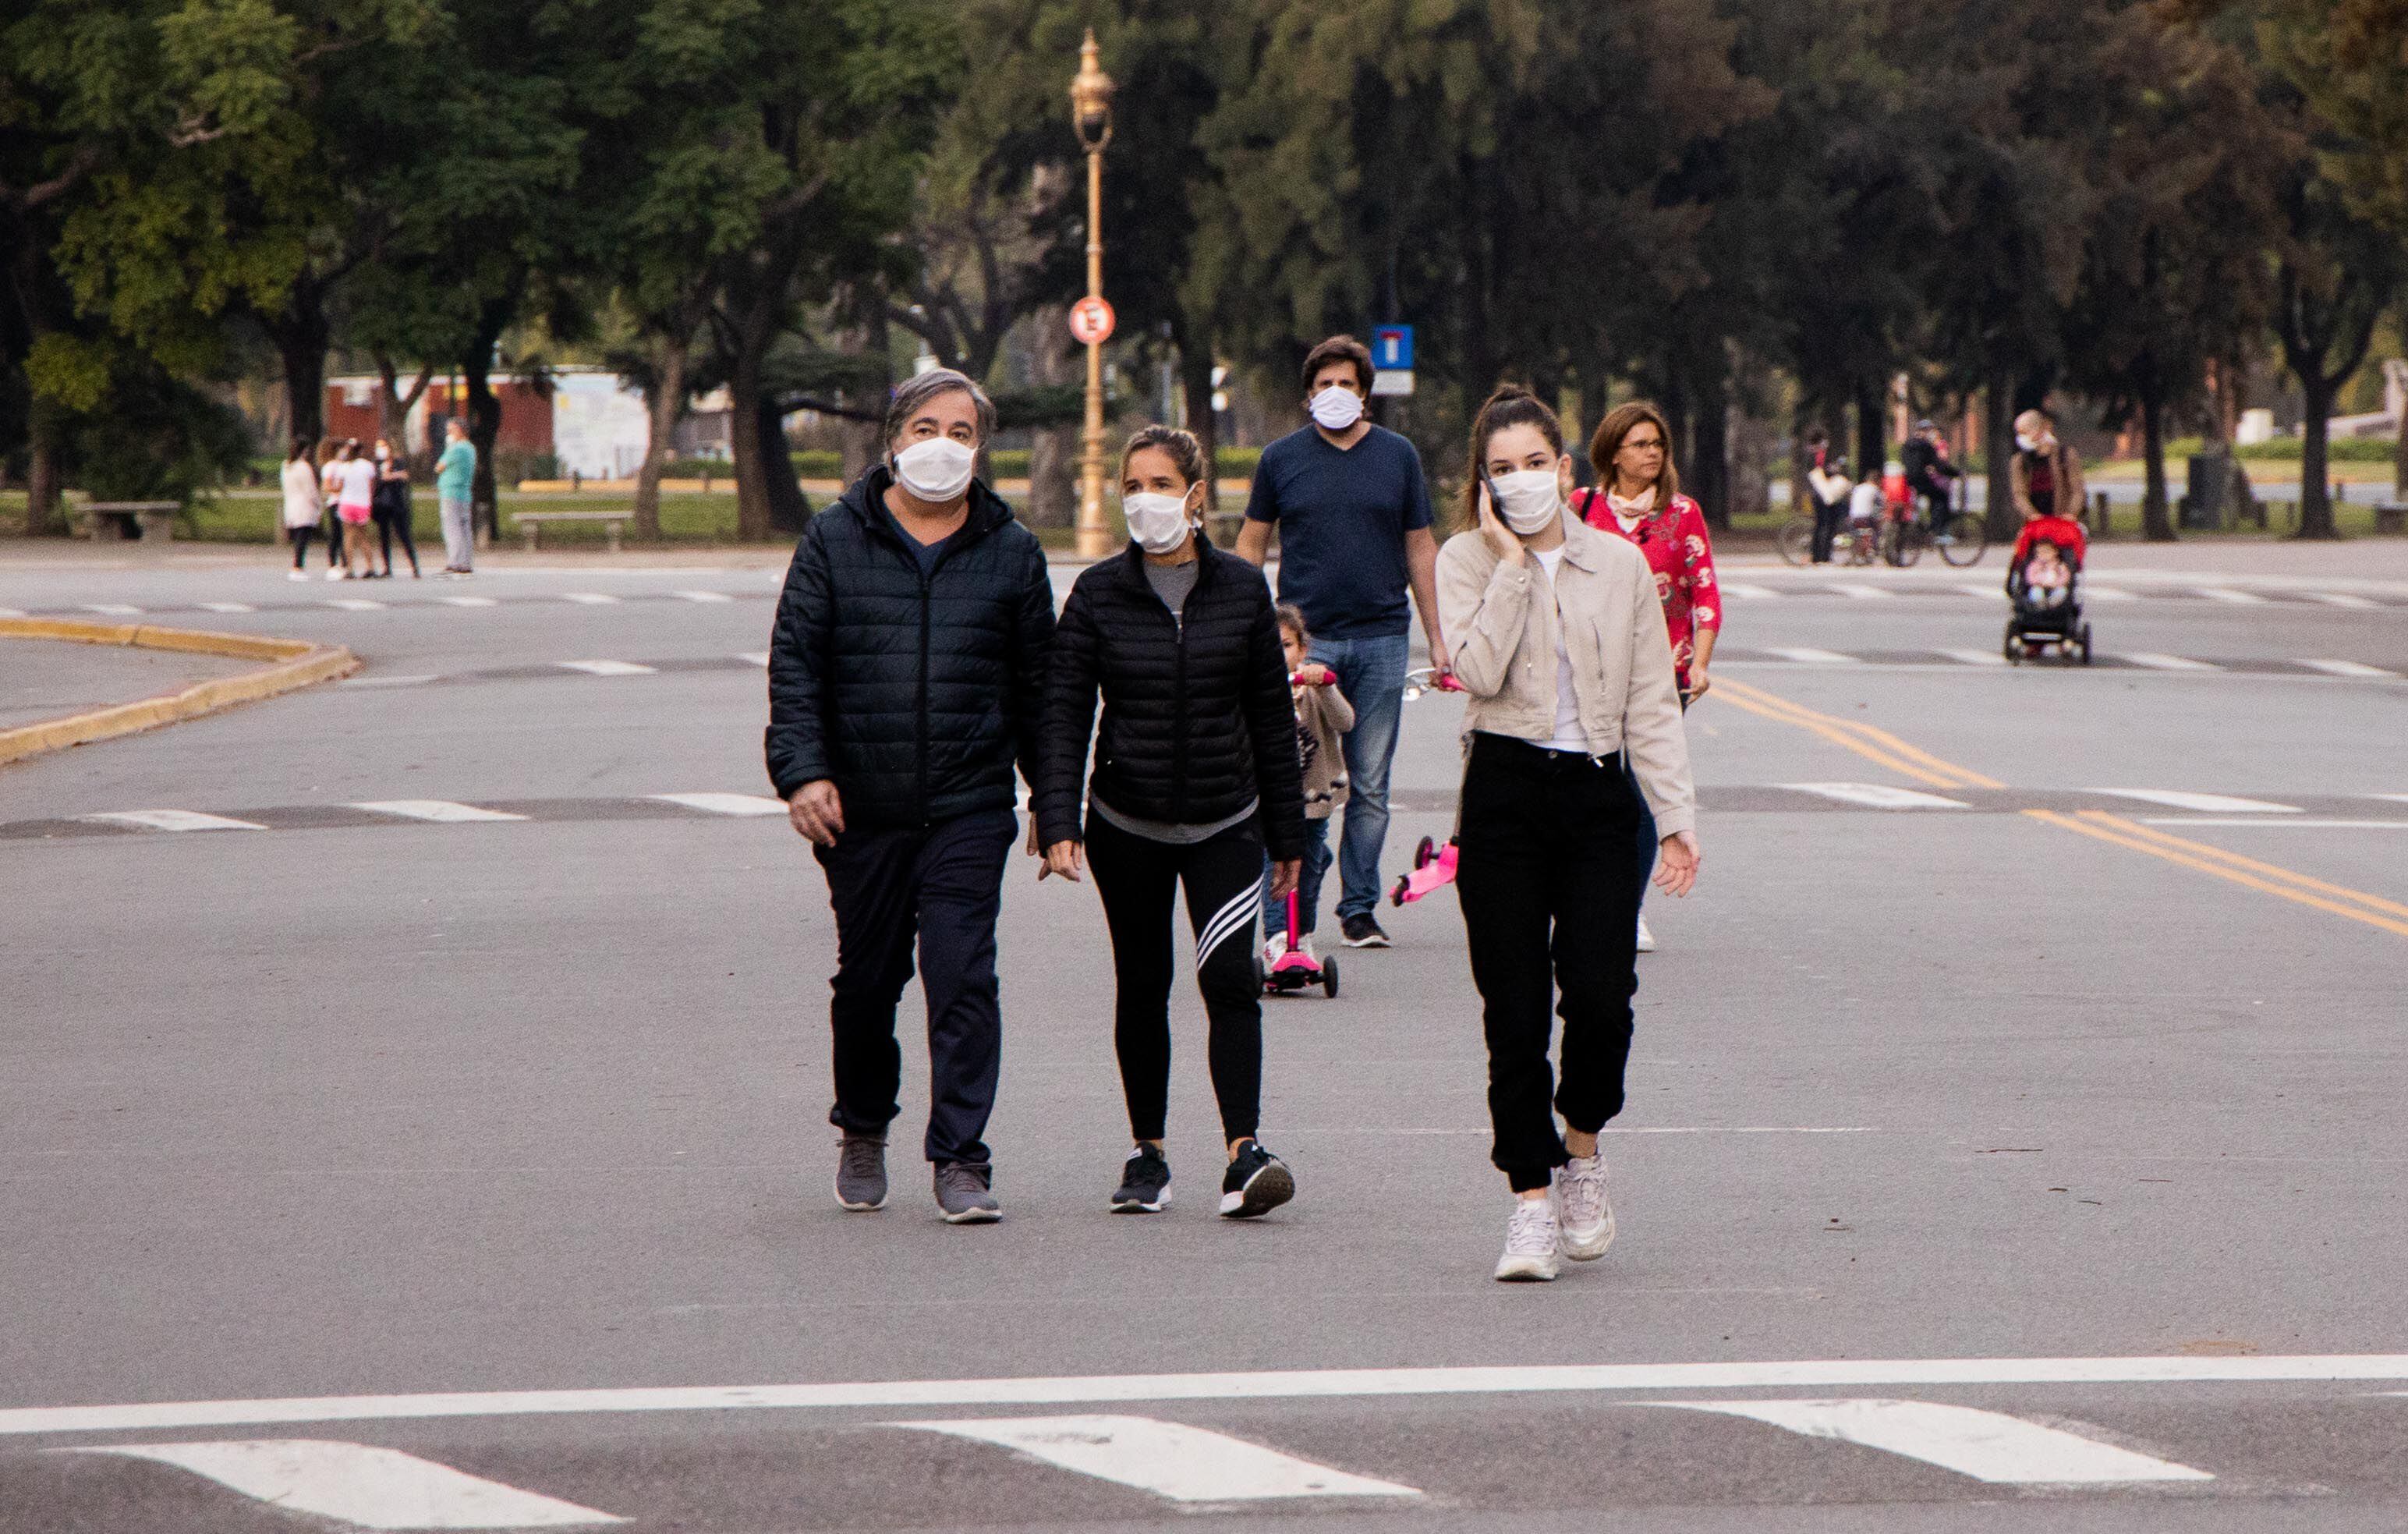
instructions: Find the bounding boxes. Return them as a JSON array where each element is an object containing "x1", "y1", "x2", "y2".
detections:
[
  {"x1": 1532, "y1": 547, "x2": 1588, "y2": 753},
  {"x1": 337, "y1": 458, "x2": 377, "y2": 508},
  {"x1": 281, "y1": 458, "x2": 323, "y2": 528}
]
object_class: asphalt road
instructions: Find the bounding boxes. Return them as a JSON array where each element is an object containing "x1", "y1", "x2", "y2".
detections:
[{"x1": 2, "y1": 540, "x2": 2404, "y2": 1532}]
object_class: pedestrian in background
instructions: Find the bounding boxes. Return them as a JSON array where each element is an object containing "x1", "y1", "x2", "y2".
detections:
[
  {"x1": 1036, "y1": 425, "x2": 1305, "y2": 1220},
  {"x1": 1235, "y1": 335, "x2": 1447, "y2": 951},
  {"x1": 766, "y1": 368, "x2": 1055, "y2": 1226},
  {"x1": 2010, "y1": 409, "x2": 2084, "y2": 525},
  {"x1": 282, "y1": 439, "x2": 326, "y2": 579},
  {"x1": 1578, "y1": 399, "x2": 1720, "y2": 955},
  {"x1": 370, "y1": 438, "x2": 421, "y2": 579},
  {"x1": 1803, "y1": 427, "x2": 1850, "y2": 565},
  {"x1": 1260, "y1": 602, "x2": 1351, "y2": 970},
  {"x1": 435, "y1": 419, "x2": 478, "y2": 576},
  {"x1": 316, "y1": 438, "x2": 349, "y2": 580},
  {"x1": 334, "y1": 441, "x2": 377, "y2": 581},
  {"x1": 1901, "y1": 419, "x2": 1960, "y2": 526},
  {"x1": 1436, "y1": 384, "x2": 1699, "y2": 1284}
]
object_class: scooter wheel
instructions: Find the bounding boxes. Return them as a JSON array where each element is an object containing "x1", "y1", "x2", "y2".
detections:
[
  {"x1": 1414, "y1": 834, "x2": 1436, "y2": 870},
  {"x1": 1390, "y1": 877, "x2": 1408, "y2": 908},
  {"x1": 1322, "y1": 958, "x2": 1339, "y2": 999}
]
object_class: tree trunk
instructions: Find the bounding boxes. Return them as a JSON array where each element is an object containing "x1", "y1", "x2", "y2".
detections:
[
  {"x1": 729, "y1": 346, "x2": 774, "y2": 544},
  {"x1": 1173, "y1": 314, "x2": 1219, "y2": 518},
  {"x1": 756, "y1": 391, "x2": 809, "y2": 535},
  {"x1": 274, "y1": 306, "x2": 330, "y2": 448},
  {"x1": 2139, "y1": 360, "x2": 2175, "y2": 542},
  {"x1": 1854, "y1": 376, "x2": 1886, "y2": 487},
  {"x1": 1692, "y1": 368, "x2": 1730, "y2": 530},
  {"x1": 632, "y1": 338, "x2": 686, "y2": 542},
  {"x1": 836, "y1": 307, "x2": 891, "y2": 491},
  {"x1": 25, "y1": 402, "x2": 63, "y2": 536},
  {"x1": 1984, "y1": 368, "x2": 2017, "y2": 540},
  {"x1": 374, "y1": 356, "x2": 434, "y2": 469},
  {"x1": 1023, "y1": 303, "x2": 1075, "y2": 530},
  {"x1": 2296, "y1": 376, "x2": 2337, "y2": 539}
]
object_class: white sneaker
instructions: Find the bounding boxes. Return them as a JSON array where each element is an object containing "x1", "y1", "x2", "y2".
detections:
[
  {"x1": 1556, "y1": 1153, "x2": 1616, "y2": 1261},
  {"x1": 286, "y1": 569, "x2": 308, "y2": 581},
  {"x1": 1262, "y1": 932, "x2": 1289, "y2": 967},
  {"x1": 1293, "y1": 936, "x2": 1317, "y2": 965},
  {"x1": 1635, "y1": 915, "x2": 1656, "y2": 953},
  {"x1": 1493, "y1": 1196, "x2": 1561, "y2": 1281},
  {"x1": 323, "y1": 568, "x2": 345, "y2": 581}
]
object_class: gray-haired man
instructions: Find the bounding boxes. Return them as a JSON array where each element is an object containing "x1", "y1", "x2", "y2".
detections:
[{"x1": 765, "y1": 369, "x2": 1056, "y2": 1223}]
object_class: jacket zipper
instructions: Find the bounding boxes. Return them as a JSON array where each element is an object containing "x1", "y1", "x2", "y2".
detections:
[{"x1": 862, "y1": 492, "x2": 993, "y2": 827}]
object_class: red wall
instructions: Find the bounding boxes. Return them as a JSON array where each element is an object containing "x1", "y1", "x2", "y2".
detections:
[{"x1": 323, "y1": 379, "x2": 553, "y2": 454}]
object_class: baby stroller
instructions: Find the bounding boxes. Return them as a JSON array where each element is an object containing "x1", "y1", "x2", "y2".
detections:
[{"x1": 2002, "y1": 513, "x2": 2092, "y2": 665}]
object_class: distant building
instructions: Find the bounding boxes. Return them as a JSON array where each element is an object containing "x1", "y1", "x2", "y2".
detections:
[{"x1": 323, "y1": 367, "x2": 733, "y2": 478}]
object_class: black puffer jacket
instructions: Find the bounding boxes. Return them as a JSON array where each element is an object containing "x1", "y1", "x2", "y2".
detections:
[
  {"x1": 765, "y1": 469, "x2": 1055, "y2": 826},
  {"x1": 1036, "y1": 541, "x2": 1305, "y2": 860}
]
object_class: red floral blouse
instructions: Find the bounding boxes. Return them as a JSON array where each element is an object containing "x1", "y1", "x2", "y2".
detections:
[{"x1": 1578, "y1": 488, "x2": 1722, "y2": 689}]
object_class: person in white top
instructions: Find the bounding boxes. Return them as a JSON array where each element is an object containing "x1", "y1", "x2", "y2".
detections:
[
  {"x1": 280, "y1": 439, "x2": 328, "y2": 579},
  {"x1": 316, "y1": 441, "x2": 349, "y2": 580},
  {"x1": 332, "y1": 440, "x2": 378, "y2": 580}
]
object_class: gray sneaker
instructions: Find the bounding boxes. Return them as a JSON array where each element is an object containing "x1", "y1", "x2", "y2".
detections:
[
  {"x1": 1555, "y1": 1153, "x2": 1616, "y2": 1260},
  {"x1": 835, "y1": 1132, "x2": 887, "y2": 1211},
  {"x1": 933, "y1": 1161, "x2": 1001, "y2": 1224}
]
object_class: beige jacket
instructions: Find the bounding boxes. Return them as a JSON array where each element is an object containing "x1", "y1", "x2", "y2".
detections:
[{"x1": 1436, "y1": 510, "x2": 1696, "y2": 838}]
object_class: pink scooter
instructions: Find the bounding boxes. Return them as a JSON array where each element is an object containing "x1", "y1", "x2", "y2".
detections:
[
  {"x1": 1262, "y1": 887, "x2": 1338, "y2": 998},
  {"x1": 1388, "y1": 666, "x2": 1465, "y2": 907}
]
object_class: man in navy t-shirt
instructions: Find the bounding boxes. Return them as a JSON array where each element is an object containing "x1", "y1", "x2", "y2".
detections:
[{"x1": 1236, "y1": 335, "x2": 1446, "y2": 949}]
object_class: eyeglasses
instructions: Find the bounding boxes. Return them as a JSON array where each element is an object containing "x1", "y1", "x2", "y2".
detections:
[{"x1": 1621, "y1": 437, "x2": 1664, "y2": 452}]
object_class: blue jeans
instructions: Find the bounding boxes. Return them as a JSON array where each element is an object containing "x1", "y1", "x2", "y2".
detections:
[
  {"x1": 1309, "y1": 632, "x2": 1409, "y2": 923},
  {"x1": 1261, "y1": 814, "x2": 1335, "y2": 941}
]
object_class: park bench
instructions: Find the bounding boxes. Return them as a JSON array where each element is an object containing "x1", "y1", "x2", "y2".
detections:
[
  {"x1": 2376, "y1": 503, "x2": 2406, "y2": 536},
  {"x1": 512, "y1": 510, "x2": 627, "y2": 553},
  {"x1": 75, "y1": 501, "x2": 181, "y2": 542}
]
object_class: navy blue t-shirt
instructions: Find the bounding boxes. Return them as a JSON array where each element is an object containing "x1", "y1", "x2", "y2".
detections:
[{"x1": 1243, "y1": 424, "x2": 1434, "y2": 639}]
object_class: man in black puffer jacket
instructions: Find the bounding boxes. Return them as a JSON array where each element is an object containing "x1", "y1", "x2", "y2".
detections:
[{"x1": 766, "y1": 370, "x2": 1054, "y2": 1225}]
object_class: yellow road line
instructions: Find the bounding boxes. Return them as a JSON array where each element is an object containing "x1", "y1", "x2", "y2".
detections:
[
  {"x1": 2027, "y1": 811, "x2": 2408, "y2": 939},
  {"x1": 2075, "y1": 812, "x2": 2408, "y2": 921},
  {"x1": 1710, "y1": 676, "x2": 2005, "y2": 789}
]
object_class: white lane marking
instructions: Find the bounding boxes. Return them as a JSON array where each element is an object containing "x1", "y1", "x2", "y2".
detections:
[
  {"x1": 2087, "y1": 788, "x2": 2300, "y2": 813},
  {"x1": 561, "y1": 593, "x2": 620, "y2": 605},
  {"x1": 1717, "y1": 582, "x2": 1779, "y2": 600},
  {"x1": 2304, "y1": 592, "x2": 2378, "y2": 609},
  {"x1": 352, "y1": 801, "x2": 528, "y2": 824},
  {"x1": 2374, "y1": 795, "x2": 2408, "y2": 805},
  {"x1": 1780, "y1": 782, "x2": 1969, "y2": 810},
  {"x1": 2116, "y1": 652, "x2": 2221, "y2": 671},
  {"x1": 440, "y1": 596, "x2": 498, "y2": 608},
  {"x1": 673, "y1": 590, "x2": 735, "y2": 604},
  {"x1": 1763, "y1": 646, "x2": 1859, "y2": 664},
  {"x1": 22, "y1": 1355, "x2": 2408, "y2": 1437},
  {"x1": 1932, "y1": 647, "x2": 2007, "y2": 668},
  {"x1": 83, "y1": 603, "x2": 142, "y2": 615},
  {"x1": 83, "y1": 810, "x2": 267, "y2": 833},
  {"x1": 1648, "y1": 1401, "x2": 2212, "y2": 1485},
  {"x1": 650, "y1": 793, "x2": 788, "y2": 817},
  {"x1": 2083, "y1": 586, "x2": 2139, "y2": 602},
  {"x1": 1831, "y1": 583, "x2": 1893, "y2": 600},
  {"x1": 2296, "y1": 658, "x2": 2398, "y2": 678},
  {"x1": 61, "y1": 1440, "x2": 623, "y2": 1528},
  {"x1": 556, "y1": 660, "x2": 655, "y2": 676},
  {"x1": 324, "y1": 598, "x2": 386, "y2": 611},
  {"x1": 340, "y1": 675, "x2": 437, "y2": 689},
  {"x1": 0, "y1": 605, "x2": 23, "y2": 617},
  {"x1": 735, "y1": 651, "x2": 770, "y2": 668},
  {"x1": 2195, "y1": 586, "x2": 2268, "y2": 605},
  {"x1": 1953, "y1": 583, "x2": 2000, "y2": 600},
  {"x1": 2140, "y1": 817, "x2": 2408, "y2": 830},
  {"x1": 200, "y1": 602, "x2": 257, "y2": 614},
  {"x1": 891, "y1": 1415, "x2": 1418, "y2": 1502}
]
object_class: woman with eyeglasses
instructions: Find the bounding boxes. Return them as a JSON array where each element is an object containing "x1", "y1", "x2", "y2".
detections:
[{"x1": 1578, "y1": 401, "x2": 1720, "y2": 955}]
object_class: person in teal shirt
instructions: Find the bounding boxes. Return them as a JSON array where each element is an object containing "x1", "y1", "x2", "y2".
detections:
[{"x1": 435, "y1": 419, "x2": 478, "y2": 575}]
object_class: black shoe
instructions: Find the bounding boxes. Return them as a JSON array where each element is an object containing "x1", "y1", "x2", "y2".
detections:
[
  {"x1": 1220, "y1": 1140, "x2": 1294, "y2": 1218},
  {"x1": 1110, "y1": 1144, "x2": 1170, "y2": 1212},
  {"x1": 1340, "y1": 914, "x2": 1390, "y2": 948}
]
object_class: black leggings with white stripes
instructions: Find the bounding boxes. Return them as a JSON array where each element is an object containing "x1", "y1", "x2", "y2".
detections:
[{"x1": 1085, "y1": 810, "x2": 1266, "y2": 1145}]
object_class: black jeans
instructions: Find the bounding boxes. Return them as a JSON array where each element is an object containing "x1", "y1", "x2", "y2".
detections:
[
  {"x1": 1085, "y1": 810, "x2": 1266, "y2": 1144},
  {"x1": 813, "y1": 808, "x2": 1016, "y2": 1166},
  {"x1": 1457, "y1": 733, "x2": 1645, "y2": 1192},
  {"x1": 374, "y1": 501, "x2": 420, "y2": 576},
  {"x1": 1810, "y1": 499, "x2": 1844, "y2": 562}
]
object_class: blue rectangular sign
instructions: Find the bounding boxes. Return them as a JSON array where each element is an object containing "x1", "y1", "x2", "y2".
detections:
[{"x1": 1372, "y1": 325, "x2": 1415, "y2": 371}]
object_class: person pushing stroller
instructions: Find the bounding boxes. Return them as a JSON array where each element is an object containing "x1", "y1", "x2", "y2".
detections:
[{"x1": 2003, "y1": 507, "x2": 2092, "y2": 663}]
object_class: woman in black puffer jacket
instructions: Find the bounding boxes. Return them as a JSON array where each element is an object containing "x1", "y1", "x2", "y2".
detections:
[{"x1": 1038, "y1": 426, "x2": 1307, "y2": 1222}]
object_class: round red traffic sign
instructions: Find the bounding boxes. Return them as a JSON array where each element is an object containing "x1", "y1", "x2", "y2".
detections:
[{"x1": 1070, "y1": 296, "x2": 1116, "y2": 346}]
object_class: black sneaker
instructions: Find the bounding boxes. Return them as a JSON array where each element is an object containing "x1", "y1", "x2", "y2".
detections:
[
  {"x1": 1340, "y1": 914, "x2": 1391, "y2": 948},
  {"x1": 1220, "y1": 1140, "x2": 1294, "y2": 1218},
  {"x1": 1110, "y1": 1144, "x2": 1170, "y2": 1213}
]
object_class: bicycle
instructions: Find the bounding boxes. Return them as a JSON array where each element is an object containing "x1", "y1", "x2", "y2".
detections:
[{"x1": 1778, "y1": 512, "x2": 1882, "y2": 567}]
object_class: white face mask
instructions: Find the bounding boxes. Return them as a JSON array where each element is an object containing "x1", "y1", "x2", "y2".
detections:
[
  {"x1": 1308, "y1": 386, "x2": 1365, "y2": 432},
  {"x1": 1489, "y1": 468, "x2": 1563, "y2": 534},
  {"x1": 1121, "y1": 490, "x2": 1195, "y2": 554},
  {"x1": 2016, "y1": 431, "x2": 2048, "y2": 454},
  {"x1": 892, "y1": 437, "x2": 976, "y2": 502}
]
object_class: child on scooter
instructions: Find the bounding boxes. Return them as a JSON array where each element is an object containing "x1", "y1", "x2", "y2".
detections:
[{"x1": 1263, "y1": 603, "x2": 1353, "y2": 967}]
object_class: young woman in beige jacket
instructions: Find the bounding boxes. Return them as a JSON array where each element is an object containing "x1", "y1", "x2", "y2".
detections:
[{"x1": 1435, "y1": 385, "x2": 1701, "y2": 1283}]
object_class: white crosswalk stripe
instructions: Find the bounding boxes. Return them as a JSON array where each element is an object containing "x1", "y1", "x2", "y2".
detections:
[
  {"x1": 1718, "y1": 582, "x2": 1779, "y2": 599},
  {"x1": 2304, "y1": 591, "x2": 2378, "y2": 608},
  {"x1": 1932, "y1": 647, "x2": 2007, "y2": 667},
  {"x1": 2087, "y1": 788, "x2": 2300, "y2": 813},
  {"x1": 1764, "y1": 646, "x2": 1859, "y2": 664},
  {"x1": 352, "y1": 801, "x2": 528, "y2": 824},
  {"x1": 561, "y1": 592, "x2": 620, "y2": 605},
  {"x1": 2296, "y1": 658, "x2": 2397, "y2": 678},
  {"x1": 673, "y1": 590, "x2": 734, "y2": 603},
  {"x1": 2117, "y1": 651, "x2": 2220, "y2": 671},
  {"x1": 83, "y1": 603, "x2": 142, "y2": 615},
  {"x1": 650, "y1": 793, "x2": 788, "y2": 817},
  {"x1": 83, "y1": 810, "x2": 267, "y2": 832},
  {"x1": 1648, "y1": 1400, "x2": 2212, "y2": 1485},
  {"x1": 1953, "y1": 583, "x2": 1999, "y2": 600},
  {"x1": 440, "y1": 596, "x2": 499, "y2": 608},
  {"x1": 2082, "y1": 585, "x2": 2139, "y2": 601},
  {"x1": 735, "y1": 651, "x2": 770, "y2": 668},
  {"x1": 891, "y1": 1415, "x2": 1420, "y2": 1502},
  {"x1": 60, "y1": 1439, "x2": 624, "y2": 1529},
  {"x1": 1781, "y1": 783, "x2": 1969, "y2": 810},
  {"x1": 199, "y1": 602, "x2": 257, "y2": 614},
  {"x1": 2195, "y1": 586, "x2": 2268, "y2": 604},
  {"x1": 1831, "y1": 583, "x2": 1893, "y2": 600},
  {"x1": 556, "y1": 660, "x2": 655, "y2": 675},
  {"x1": 324, "y1": 597, "x2": 386, "y2": 611}
]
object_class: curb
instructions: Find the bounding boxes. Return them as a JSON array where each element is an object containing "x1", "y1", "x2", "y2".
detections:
[{"x1": 0, "y1": 618, "x2": 358, "y2": 767}]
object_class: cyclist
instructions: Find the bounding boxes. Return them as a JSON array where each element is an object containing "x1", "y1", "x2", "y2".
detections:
[{"x1": 1901, "y1": 420, "x2": 1961, "y2": 528}]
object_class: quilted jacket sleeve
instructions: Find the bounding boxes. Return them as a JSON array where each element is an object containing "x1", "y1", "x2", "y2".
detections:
[
  {"x1": 1007, "y1": 537, "x2": 1057, "y2": 799},
  {"x1": 1034, "y1": 576, "x2": 1100, "y2": 849},
  {"x1": 764, "y1": 526, "x2": 834, "y2": 799},
  {"x1": 1242, "y1": 589, "x2": 1308, "y2": 862}
]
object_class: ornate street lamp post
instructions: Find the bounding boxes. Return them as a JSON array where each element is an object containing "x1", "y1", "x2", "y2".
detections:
[{"x1": 1070, "y1": 30, "x2": 1115, "y2": 558}]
